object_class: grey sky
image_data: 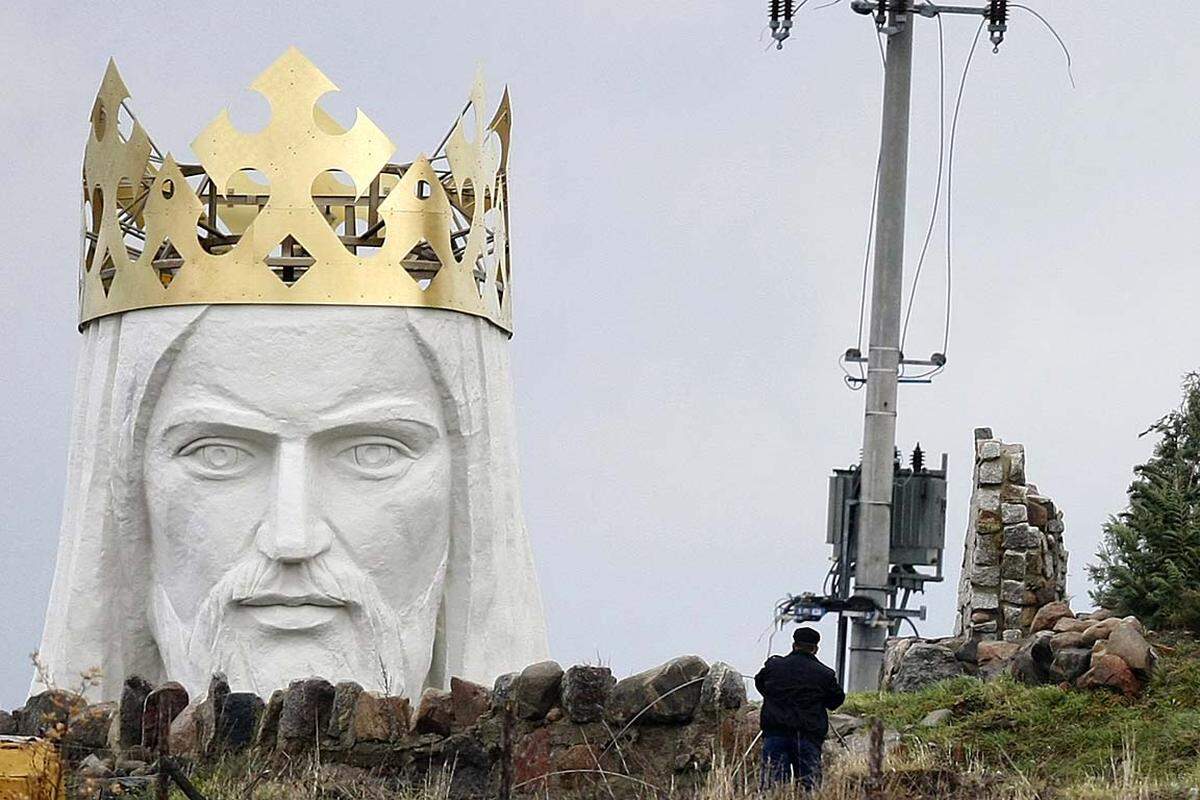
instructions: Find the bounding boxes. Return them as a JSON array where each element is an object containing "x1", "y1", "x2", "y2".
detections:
[{"x1": 2, "y1": 1, "x2": 1197, "y2": 709}]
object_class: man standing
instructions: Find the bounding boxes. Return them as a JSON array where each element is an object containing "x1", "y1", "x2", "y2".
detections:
[{"x1": 755, "y1": 627, "x2": 846, "y2": 790}]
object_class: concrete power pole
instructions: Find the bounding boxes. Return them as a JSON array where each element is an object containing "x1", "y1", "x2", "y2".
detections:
[{"x1": 847, "y1": 6, "x2": 914, "y2": 694}]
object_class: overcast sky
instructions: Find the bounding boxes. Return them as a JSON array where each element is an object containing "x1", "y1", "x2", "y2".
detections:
[{"x1": 2, "y1": 1, "x2": 1198, "y2": 709}]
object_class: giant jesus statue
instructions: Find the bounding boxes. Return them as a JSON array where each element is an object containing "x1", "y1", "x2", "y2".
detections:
[{"x1": 34, "y1": 49, "x2": 549, "y2": 702}]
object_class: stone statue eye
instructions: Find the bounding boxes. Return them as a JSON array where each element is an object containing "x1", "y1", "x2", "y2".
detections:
[
  {"x1": 353, "y1": 443, "x2": 397, "y2": 468},
  {"x1": 178, "y1": 439, "x2": 254, "y2": 476},
  {"x1": 336, "y1": 438, "x2": 410, "y2": 476}
]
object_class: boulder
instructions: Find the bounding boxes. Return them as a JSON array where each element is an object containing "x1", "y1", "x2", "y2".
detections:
[
  {"x1": 1077, "y1": 654, "x2": 1142, "y2": 697},
  {"x1": 514, "y1": 661, "x2": 564, "y2": 721},
  {"x1": 1053, "y1": 617, "x2": 1092, "y2": 634},
  {"x1": 77, "y1": 753, "x2": 113, "y2": 779},
  {"x1": 278, "y1": 677, "x2": 335, "y2": 751},
  {"x1": 561, "y1": 665, "x2": 616, "y2": 723},
  {"x1": 17, "y1": 689, "x2": 87, "y2": 737},
  {"x1": 919, "y1": 709, "x2": 953, "y2": 727},
  {"x1": 607, "y1": 655, "x2": 709, "y2": 723},
  {"x1": 0, "y1": 710, "x2": 14, "y2": 735},
  {"x1": 108, "y1": 676, "x2": 152, "y2": 750},
  {"x1": 413, "y1": 688, "x2": 454, "y2": 736},
  {"x1": 450, "y1": 677, "x2": 492, "y2": 731},
  {"x1": 254, "y1": 690, "x2": 284, "y2": 751},
  {"x1": 1030, "y1": 602, "x2": 1073, "y2": 633},
  {"x1": 141, "y1": 682, "x2": 189, "y2": 751},
  {"x1": 491, "y1": 672, "x2": 518, "y2": 712},
  {"x1": 1010, "y1": 633, "x2": 1054, "y2": 685},
  {"x1": 214, "y1": 692, "x2": 263, "y2": 752},
  {"x1": 325, "y1": 682, "x2": 364, "y2": 748},
  {"x1": 1050, "y1": 631, "x2": 1087, "y2": 651},
  {"x1": 882, "y1": 638, "x2": 915, "y2": 687},
  {"x1": 168, "y1": 703, "x2": 199, "y2": 756},
  {"x1": 699, "y1": 662, "x2": 747, "y2": 714},
  {"x1": 1105, "y1": 621, "x2": 1153, "y2": 674},
  {"x1": 1051, "y1": 648, "x2": 1093, "y2": 684},
  {"x1": 889, "y1": 643, "x2": 964, "y2": 693},
  {"x1": 976, "y1": 641, "x2": 1020, "y2": 680},
  {"x1": 350, "y1": 693, "x2": 408, "y2": 743},
  {"x1": 65, "y1": 702, "x2": 116, "y2": 754},
  {"x1": 1081, "y1": 617, "x2": 1122, "y2": 645}
]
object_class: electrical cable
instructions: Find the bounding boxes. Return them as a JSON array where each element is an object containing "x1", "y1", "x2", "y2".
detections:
[
  {"x1": 1010, "y1": 3, "x2": 1075, "y2": 88},
  {"x1": 899, "y1": 13, "x2": 946, "y2": 373}
]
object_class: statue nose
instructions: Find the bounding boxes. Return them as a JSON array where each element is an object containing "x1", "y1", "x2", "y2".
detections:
[{"x1": 256, "y1": 440, "x2": 331, "y2": 563}]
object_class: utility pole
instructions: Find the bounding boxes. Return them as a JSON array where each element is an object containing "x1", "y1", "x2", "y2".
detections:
[
  {"x1": 848, "y1": 4, "x2": 913, "y2": 694},
  {"x1": 769, "y1": 0, "x2": 1016, "y2": 691}
]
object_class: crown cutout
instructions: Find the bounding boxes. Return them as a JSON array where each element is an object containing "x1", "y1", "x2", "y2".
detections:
[{"x1": 80, "y1": 48, "x2": 514, "y2": 333}]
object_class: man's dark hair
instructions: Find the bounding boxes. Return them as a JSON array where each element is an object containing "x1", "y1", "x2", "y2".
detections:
[{"x1": 793, "y1": 627, "x2": 820, "y2": 650}]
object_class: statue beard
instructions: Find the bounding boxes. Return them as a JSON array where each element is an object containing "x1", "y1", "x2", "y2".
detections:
[{"x1": 149, "y1": 553, "x2": 445, "y2": 701}]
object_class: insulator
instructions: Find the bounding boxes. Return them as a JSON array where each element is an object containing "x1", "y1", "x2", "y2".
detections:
[
  {"x1": 770, "y1": 0, "x2": 781, "y2": 23},
  {"x1": 911, "y1": 444, "x2": 925, "y2": 473},
  {"x1": 783, "y1": 0, "x2": 795, "y2": 20}
]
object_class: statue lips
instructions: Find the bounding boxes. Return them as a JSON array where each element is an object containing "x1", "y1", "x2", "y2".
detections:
[{"x1": 234, "y1": 590, "x2": 348, "y2": 632}]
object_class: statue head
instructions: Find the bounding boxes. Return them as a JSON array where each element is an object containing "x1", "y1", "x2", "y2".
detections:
[{"x1": 35, "y1": 51, "x2": 547, "y2": 701}]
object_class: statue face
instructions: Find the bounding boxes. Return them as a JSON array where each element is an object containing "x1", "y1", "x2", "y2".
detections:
[{"x1": 141, "y1": 308, "x2": 452, "y2": 695}]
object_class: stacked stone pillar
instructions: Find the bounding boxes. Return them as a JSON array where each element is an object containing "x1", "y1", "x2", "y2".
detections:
[{"x1": 956, "y1": 428, "x2": 1068, "y2": 642}]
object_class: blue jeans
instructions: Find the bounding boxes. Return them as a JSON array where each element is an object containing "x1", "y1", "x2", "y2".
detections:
[{"x1": 761, "y1": 733, "x2": 823, "y2": 790}]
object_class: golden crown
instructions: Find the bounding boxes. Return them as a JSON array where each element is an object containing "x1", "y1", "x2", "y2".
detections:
[{"x1": 80, "y1": 48, "x2": 513, "y2": 333}]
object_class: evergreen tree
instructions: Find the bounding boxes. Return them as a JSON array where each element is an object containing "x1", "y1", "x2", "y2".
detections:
[{"x1": 1089, "y1": 373, "x2": 1200, "y2": 633}]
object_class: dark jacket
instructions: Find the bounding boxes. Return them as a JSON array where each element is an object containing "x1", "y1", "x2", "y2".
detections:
[{"x1": 754, "y1": 650, "x2": 845, "y2": 741}]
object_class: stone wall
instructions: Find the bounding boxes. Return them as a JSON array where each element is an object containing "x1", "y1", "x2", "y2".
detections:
[
  {"x1": 3, "y1": 657, "x2": 763, "y2": 800},
  {"x1": 954, "y1": 427, "x2": 1068, "y2": 642}
]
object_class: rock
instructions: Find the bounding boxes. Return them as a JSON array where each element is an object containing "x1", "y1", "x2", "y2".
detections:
[
  {"x1": 971, "y1": 564, "x2": 1001, "y2": 586},
  {"x1": 919, "y1": 709, "x2": 953, "y2": 727},
  {"x1": 1001, "y1": 503, "x2": 1028, "y2": 524},
  {"x1": 973, "y1": 590, "x2": 1000, "y2": 611},
  {"x1": 1002, "y1": 629, "x2": 1023, "y2": 643},
  {"x1": 882, "y1": 638, "x2": 915, "y2": 687},
  {"x1": 1053, "y1": 617, "x2": 1092, "y2": 634},
  {"x1": 1000, "y1": 551, "x2": 1027, "y2": 581},
  {"x1": 978, "y1": 459, "x2": 1003, "y2": 485},
  {"x1": 0, "y1": 710, "x2": 14, "y2": 735},
  {"x1": 1003, "y1": 524, "x2": 1040, "y2": 549},
  {"x1": 1000, "y1": 580, "x2": 1028, "y2": 605},
  {"x1": 1050, "y1": 631, "x2": 1087, "y2": 651},
  {"x1": 1026, "y1": 500, "x2": 1050, "y2": 529},
  {"x1": 954, "y1": 639, "x2": 979, "y2": 665},
  {"x1": 514, "y1": 661, "x2": 564, "y2": 721},
  {"x1": 1077, "y1": 654, "x2": 1142, "y2": 697},
  {"x1": 78, "y1": 753, "x2": 113, "y2": 778},
  {"x1": 1122, "y1": 616, "x2": 1144, "y2": 633},
  {"x1": 278, "y1": 678, "x2": 335, "y2": 751},
  {"x1": 1105, "y1": 621, "x2": 1153, "y2": 674},
  {"x1": 254, "y1": 690, "x2": 284, "y2": 751},
  {"x1": 214, "y1": 692, "x2": 263, "y2": 752},
  {"x1": 17, "y1": 689, "x2": 87, "y2": 737},
  {"x1": 513, "y1": 727, "x2": 552, "y2": 787},
  {"x1": 889, "y1": 643, "x2": 965, "y2": 693},
  {"x1": 107, "y1": 676, "x2": 152, "y2": 750},
  {"x1": 350, "y1": 693, "x2": 408, "y2": 743},
  {"x1": 141, "y1": 682, "x2": 189, "y2": 751},
  {"x1": 168, "y1": 703, "x2": 199, "y2": 756},
  {"x1": 1031, "y1": 601, "x2": 1074, "y2": 633},
  {"x1": 607, "y1": 655, "x2": 709, "y2": 724},
  {"x1": 65, "y1": 702, "x2": 117, "y2": 753},
  {"x1": 450, "y1": 677, "x2": 492, "y2": 731},
  {"x1": 546, "y1": 707, "x2": 564, "y2": 722},
  {"x1": 1010, "y1": 633, "x2": 1054, "y2": 685},
  {"x1": 327, "y1": 682, "x2": 364, "y2": 747},
  {"x1": 977, "y1": 437, "x2": 1000, "y2": 458},
  {"x1": 561, "y1": 665, "x2": 617, "y2": 723},
  {"x1": 1087, "y1": 608, "x2": 1118, "y2": 622},
  {"x1": 1005, "y1": 449, "x2": 1026, "y2": 484},
  {"x1": 1082, "y1": 617, "x2": 1122, "y2": 645},
  {"x1": 413, "y1": 688, "x2": 454, "y2": 736},
  {"x1": 699, "y1": 662, "x2": 747, "y2": 715},
  {"x1": 1051, "y1": 648, "x2": 1093, "y2": 683},
  {"x1": 492, "y1": 672, "x2": 518, "y2": 711}
]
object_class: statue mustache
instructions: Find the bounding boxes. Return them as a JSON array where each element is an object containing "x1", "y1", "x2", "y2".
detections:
[{"x1": 213, "y1": 555, "x2": 368, "y2": 610}]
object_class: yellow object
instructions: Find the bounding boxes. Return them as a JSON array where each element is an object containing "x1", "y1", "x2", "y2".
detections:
[
  {"x1": 0, "y1": 737, "x2": 64, "y2": 800},
  {"x1": 81, "y1": 47, "x2": 514, "y2": 334}
]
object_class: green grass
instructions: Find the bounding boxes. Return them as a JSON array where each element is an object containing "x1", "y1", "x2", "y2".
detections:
[{"x1": 840, "y1": 634, "x2": 1200, "y2": 787}]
